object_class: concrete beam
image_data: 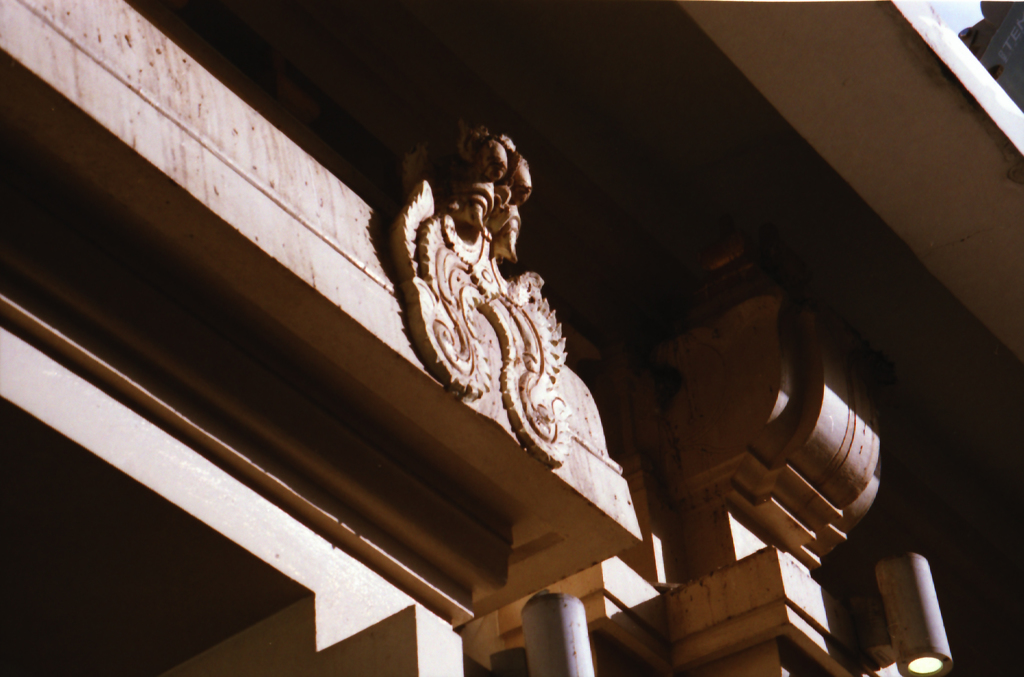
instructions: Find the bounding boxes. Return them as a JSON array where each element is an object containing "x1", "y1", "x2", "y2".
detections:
[
  {"x1": 0, "y1": 326, "x2": 422, "y2": 650},
  {"x1": 668, "y1": 548, "x2": 883, "y2": 677},
  {"x1": 160, "y1": 598, "x2": 462, "y2": 677}
]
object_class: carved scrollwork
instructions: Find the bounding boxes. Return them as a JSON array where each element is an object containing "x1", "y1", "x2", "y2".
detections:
[
  {"x1": 392, "y1": 185, "x2": 491, "y2": 401},
  {"x1": 391, "y1": 123, "x2": 575, "y2": 468},
  {"x1": 481, "y1": 273, "x2": 570, "y2": 466}
]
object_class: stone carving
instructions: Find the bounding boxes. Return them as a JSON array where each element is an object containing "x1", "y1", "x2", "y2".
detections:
[
  {"x1": 590, "y1": 232, "x2": 885, "y2": 571},
  {"x1": 652, "y1": 293, "x2": 882, "y2": 568},
  {"x1": 391, "y1": 123, "x2": 573, "y2": 468}
]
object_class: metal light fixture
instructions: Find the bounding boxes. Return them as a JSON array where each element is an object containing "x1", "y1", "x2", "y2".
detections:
[{"x1": 875, "y1": 553, "x2": 953, "y2": 677}]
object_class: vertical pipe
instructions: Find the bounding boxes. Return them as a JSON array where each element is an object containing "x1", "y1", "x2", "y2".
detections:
[
  {"x1": 875, "y1": 553, "x2": 953, "y2": 677},
  {"x1": 521, "y1": 592, "x2": 595, "y2": 677}
]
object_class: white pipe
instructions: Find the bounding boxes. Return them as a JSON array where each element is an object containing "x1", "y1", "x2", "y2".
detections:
[
  {"x1": 875, "y1": 553, "x2": 953, "y2": 677},
  {"x1": 521, "y1": 592, "x2": 595, "y2": 677}
]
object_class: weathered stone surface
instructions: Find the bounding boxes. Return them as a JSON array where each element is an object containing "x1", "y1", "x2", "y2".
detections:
[{"x1": 667, "y1": 547, "x2": 885, "y2": 677}]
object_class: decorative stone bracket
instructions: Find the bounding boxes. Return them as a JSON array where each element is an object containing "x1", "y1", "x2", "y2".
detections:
[
  {"x1": 654, "y1": 291, "x2": 882, "y2": 568},
  {"x1": 391, "y1": 123, "x2": 617, "y2": 472},
  {"x1": 591, "y1": 234, "x2": 886, "y2": 572}
]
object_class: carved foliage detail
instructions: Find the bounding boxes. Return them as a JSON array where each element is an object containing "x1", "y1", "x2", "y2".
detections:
[{"x1": 391, "y1": 125, "x2": 571, "y2": 467}]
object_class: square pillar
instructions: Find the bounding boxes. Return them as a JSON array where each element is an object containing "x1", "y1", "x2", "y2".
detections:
[{"x1": 162, "y1": 598, "x2": 463, "y2": 677}]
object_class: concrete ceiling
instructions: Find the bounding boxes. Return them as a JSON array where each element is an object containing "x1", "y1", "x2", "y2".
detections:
[{"x1": 684, "y1": 0, "x2": 1024, "y2": 361}]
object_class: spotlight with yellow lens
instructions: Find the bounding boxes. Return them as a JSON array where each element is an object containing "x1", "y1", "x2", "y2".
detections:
[
  {"x1": 875, "y1": 554, "x2": 953, "y2": 677},
  {"x1": 907, "y1": 656, "x2": 945, "y2": 675}
]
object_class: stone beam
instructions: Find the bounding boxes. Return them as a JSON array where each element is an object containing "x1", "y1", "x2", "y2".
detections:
[
  {"x1": 0, "y1": 327, "x2": 419, "y2": 650},
  {"x1": 668, "y1": 548, "x2": 894, "y2": 677},
  {"x1": 0, "y1": 0, "x2": 640, "y2": 617},
  {"x1": 159, "y1": 598, "x2": 462, "y2": 677}
]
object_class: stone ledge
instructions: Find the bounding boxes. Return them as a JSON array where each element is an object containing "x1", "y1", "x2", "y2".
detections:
[{"x1": 668, "y1": 548, "x2": 887, "y2": 677}]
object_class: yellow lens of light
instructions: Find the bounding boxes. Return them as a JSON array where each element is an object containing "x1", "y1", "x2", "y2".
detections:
[{"x1": 908, "y1": 656, "x2": 944, "y2": 675}]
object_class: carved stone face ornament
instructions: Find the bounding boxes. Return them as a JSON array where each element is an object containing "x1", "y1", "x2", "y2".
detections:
[
  {"x1": 476, "y1": 137, "x2": 509, "y2": 183},
  {"x1": 391, "y1": 123, "x2": 572, "y2": 467},
  {"x1": 491, "y1": 157, "x2": 531, "y2": 264}
]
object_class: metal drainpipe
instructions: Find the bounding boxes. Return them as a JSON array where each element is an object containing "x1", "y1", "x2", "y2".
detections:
[{"x1": 520, "y1": 591, "x2": 596, "y2": 677}]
